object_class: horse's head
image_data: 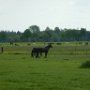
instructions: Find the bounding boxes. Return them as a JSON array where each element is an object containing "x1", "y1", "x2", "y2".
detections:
[
  {"x1": 45, "y1": 44, "x2": 53, "y2": 49},
  {"x1": 48, "y1": 44, "x2": 53, "y2": 48}
]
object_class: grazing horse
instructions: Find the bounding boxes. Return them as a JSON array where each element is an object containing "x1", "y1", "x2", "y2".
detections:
[{"x1": 31, "y1": 44, "x2": 52, "y2": 58}]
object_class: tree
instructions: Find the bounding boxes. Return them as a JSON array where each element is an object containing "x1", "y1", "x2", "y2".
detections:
[
  {"x1": 29, "y1": 25, "x2": 40, "y2": 33},
  {"x1": 0, "y1": 31, "x2": 7, "y2": 42},
  {"x1": 54, "y1": 27, "x2": 60, "y2": 33},
  {"x1": 28, "y1": 25, "x2": 40, "y2": 41},
  {"x1": 80, "y1": 28, "x2": 86, "y2": 35},
  {"x1": 0, "y1": 26, "x2": 90, "y2": 42},
  {"x1": 21, "y1": 29, "x2": 32, "y2": 41},
  {"x1": 80, "y1": 28, "x2": 86, "y2": 40},
  {"x1": 54, "y1": 27, "x2": 61, "y2": 41},
  {"x1": 44, "y1": 27, "x2": 59, "y2": 42}
]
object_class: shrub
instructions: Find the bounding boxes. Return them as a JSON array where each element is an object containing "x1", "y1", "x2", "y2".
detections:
[
  {"x1": 80, "y1": 61, "x2": 90, "y2": 68},
  {"x1": 56, "y1": 42, "x2": 62, "y2": 45},
  {"x1": 27, "y1": 43, "x2": 31, "y2": 45},
  {"x1": 85, "y1": 42, "x2": 88, "y2": 45}
]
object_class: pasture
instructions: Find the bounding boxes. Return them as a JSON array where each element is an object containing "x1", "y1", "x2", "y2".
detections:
[{"x1": 0, "y1": 42, "x2": 90, "y2": 90}]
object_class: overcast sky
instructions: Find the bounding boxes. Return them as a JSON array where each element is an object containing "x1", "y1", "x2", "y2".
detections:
[{"x1": 0, "y1": 0, "x2": 90, "y2": 32}]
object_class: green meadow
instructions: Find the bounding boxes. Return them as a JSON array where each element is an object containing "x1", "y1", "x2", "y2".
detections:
[{"x1": 0, "y1": 42, "x2": 90, "y2": 90}]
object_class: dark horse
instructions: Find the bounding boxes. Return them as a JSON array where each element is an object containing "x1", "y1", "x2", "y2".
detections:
[{"x1": 31, "y1": 44, "x2": 52, "y2": 58}]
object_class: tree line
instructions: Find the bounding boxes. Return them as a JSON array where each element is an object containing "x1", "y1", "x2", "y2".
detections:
[{"x1": 0, "y1": 25, "x2": 90, "y2": 42}]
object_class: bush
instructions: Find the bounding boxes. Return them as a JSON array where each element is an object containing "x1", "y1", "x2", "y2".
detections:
[
  {"x1": 85, "y1": 42, "x2": 88, "y2": 45},
  {"x1": 80, "y1": 61, "x2": 90, "y2": 68},
  {"x1": 56, "y1": 42, "x2": 62, "y2": 45}
]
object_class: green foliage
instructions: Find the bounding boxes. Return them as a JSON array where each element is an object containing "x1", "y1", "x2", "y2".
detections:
[
  {"x1": 80, "y1": 61, "x2": 90, "y2": 68},
  {"x1": 0, "y1": 25, "x2": 90, "y2": 42},
  {"x1": 29, "y1": 25, "x2": 40, "y2": 33},
  {"x1": 21, "y1": 29, "x2": 31, "y2": 41},
  {"x1": 0, "y1": 31, "x2": 7, "y2": 42}
]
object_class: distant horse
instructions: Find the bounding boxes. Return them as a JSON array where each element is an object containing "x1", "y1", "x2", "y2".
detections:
[{"x1": 31, "y1": 44, "x2": 52, "y2": 58}]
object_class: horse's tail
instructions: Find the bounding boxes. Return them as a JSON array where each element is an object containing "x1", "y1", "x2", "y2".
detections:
[{"x1": 31, "y1": 49, "x2": 34, "y2": 57}]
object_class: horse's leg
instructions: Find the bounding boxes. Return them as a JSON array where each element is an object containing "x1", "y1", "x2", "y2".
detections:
[
  {"x1": 36, "y1": 52, "x2": 39, "y2": 58},
  {"x1": 33, "y1": 52, "x2": 36, "y2": 58},
  {"x1": 31, "y1": 50, "x2": 34, "y2": 57},
  {"x1": 45, "y1": 52, "x2": 48, "y2": 58},
  {"x1": 40, "y1": 52, "x2": 42, "y2": 56},
  {"x1": 33, "y1": 51, "x2": 36, "y2": 58},
  {"x1": 38, "y1": 51, "x2": 42, "y2": 58},
  {"x1": 35, "y1": 52, "x2": 38, "y2": 58}
]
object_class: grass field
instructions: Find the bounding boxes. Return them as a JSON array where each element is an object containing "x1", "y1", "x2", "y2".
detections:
[{"x1": 0, "y1": 42, "x2": 90, "y2": 90}]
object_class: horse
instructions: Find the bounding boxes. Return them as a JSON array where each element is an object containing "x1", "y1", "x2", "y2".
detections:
[{"x1": 31, "y1": 44, "x2": 52, "y2": 58}]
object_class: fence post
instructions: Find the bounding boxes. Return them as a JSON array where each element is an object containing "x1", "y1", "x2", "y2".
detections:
[{"x1": 1, "y1": 47, "x2": 4, "y2": 53}]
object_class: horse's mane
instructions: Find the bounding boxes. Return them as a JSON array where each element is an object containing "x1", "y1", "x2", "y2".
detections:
[{"x1": 45, "y1": 44, "x2": 52, "y2": 48}]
